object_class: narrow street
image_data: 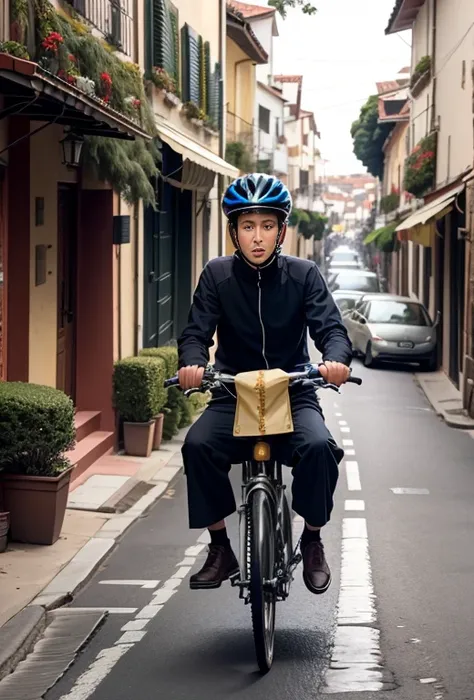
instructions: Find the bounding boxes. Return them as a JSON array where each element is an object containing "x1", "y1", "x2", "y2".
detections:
[{"x1": 43, "y1": 360, "x2": 474, "y2": 700}]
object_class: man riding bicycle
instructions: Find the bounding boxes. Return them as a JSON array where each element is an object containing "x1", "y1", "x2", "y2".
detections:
[{"x1": 178, "y1": 173, "x2": 352, "y2": 595}]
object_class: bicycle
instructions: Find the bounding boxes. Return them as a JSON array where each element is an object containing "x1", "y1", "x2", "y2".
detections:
[{"x1": 164, "y1": 363, "x2": 362, "y2": 673}]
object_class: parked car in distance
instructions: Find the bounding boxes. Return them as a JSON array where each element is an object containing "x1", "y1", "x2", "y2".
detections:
[
  {"x1": 328, "y1": 269, "x2": 381, "y2": 294},
  {"x1": 327, "y1": 245, "x2": 360, "y2": 267},
  {"x1": 343, "y1": 294, "x2": 439, "y2": 370},
  {"x1": 327, "y1": 260, "x2": 364, "y2": 273},
  {"x1": 332, "y1": 290, "x2": 367, "y2": 315}
]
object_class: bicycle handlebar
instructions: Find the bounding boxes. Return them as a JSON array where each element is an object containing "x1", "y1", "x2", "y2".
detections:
[{"x1": 163, "y1": 364, "x2": 362, "y2": 394}]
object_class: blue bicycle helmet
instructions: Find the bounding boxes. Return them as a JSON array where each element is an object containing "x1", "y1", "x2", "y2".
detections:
[{"x1": 222, "y1": 173, "x2": 292, "y2": 223}]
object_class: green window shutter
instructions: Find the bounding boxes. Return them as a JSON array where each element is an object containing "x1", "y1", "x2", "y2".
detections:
[
  {"x1": 203, "y1": 41, "x2": 211, "y2": 116},
  {"x1": 181, "y1": 23, "x2": 200, "y2": 105},
  {"x1": 209, "y1": 62, "x2": 221, "y2": 129},
  {"x1": 151, "y1": 0, "x2": 178, "y2": 86}
]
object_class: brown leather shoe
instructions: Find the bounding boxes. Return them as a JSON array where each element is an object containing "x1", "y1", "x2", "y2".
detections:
[
  {"x1": 302, "y1": 540, "x2": 331, "y2": 594},
  {"x1": 190, "y1": 545, "x2": 239, "y2": 590}
]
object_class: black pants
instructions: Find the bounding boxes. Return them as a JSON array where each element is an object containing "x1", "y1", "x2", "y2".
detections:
[{"x1": 181, "y1": 391, "x2": 344, "y2": 529}]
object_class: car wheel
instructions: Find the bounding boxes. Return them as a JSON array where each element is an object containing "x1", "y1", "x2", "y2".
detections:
[{"x1": 364, "y1": 342, "x2": 374, "y2": 368}]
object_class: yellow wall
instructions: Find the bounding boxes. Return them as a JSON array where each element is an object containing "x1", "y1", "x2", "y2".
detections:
[
  {"x1": 29, "y1": 124, "x2": 77, "y2": 387},
  {"x1": 226, "y1": 38, "x2": 256, "y2": 127},
  {"x1": 383, "y1": 121, "x2": 408, "y2": 195},
  {"x1": 114, "y1": 196, "x2": 139, "y2": 360}
]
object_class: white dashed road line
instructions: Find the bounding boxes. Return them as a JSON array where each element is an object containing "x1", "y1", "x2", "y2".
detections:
[{"x1": 323, "y1": 407, "x2": 385, "y2": 693}]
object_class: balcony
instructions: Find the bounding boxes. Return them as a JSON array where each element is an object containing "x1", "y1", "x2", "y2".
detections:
[{"x1": 68, "y1": 0, "x2": 133, "y2": 56}]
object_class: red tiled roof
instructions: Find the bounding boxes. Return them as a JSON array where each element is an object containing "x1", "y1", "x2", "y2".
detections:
[
  {"x1": 274, "y1": 75, "x2": 303, "y2": 84},
  {"x1": 229, "y1": 1, "x2": 276, "y2": 18},
  {"x1": 257, "y1": 81, "x2": 286, "y2": 101}
]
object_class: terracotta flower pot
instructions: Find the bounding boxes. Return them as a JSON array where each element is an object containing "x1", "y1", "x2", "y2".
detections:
[
  {"x1": 152, "y1": 413, "x2": 164, "y2": 451},
  {"x1": 0, "y1": 512, "x2": 9, "y2": 553},
  {"x1": 2, "y1": 467, "x2": 73, "y2": 545},
  {"x1": 123, "y1": 420, "x2": 155, "y2": 457}
]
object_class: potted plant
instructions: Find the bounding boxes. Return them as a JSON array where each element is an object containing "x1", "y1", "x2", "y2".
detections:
[
  {"x1": 182, "y1": 101, "x2": 206, "y2": 127},
  {"x1": 0, "y1": 382, "x2": 75, "y2": 545},
  {"x1": 113, "y1": 356, "x2": 165, "y2": 457},
  {"x1": 138, "y1": 346, "x2": 178, "y2": 450}
]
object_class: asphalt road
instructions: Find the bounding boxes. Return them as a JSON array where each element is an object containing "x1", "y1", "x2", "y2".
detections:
[{"x1": 46, "y1": 359, "x2": 474, "y2": 700}]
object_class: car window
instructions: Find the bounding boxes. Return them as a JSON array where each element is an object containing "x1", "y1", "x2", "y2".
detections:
[
  {"x1": 366, "y1": 300, "x2": 430, "y2": 326},
  {"x1": 330, "y1": 252, "x2": 358, "y2": 263},
  {"x1": 333, "y1": 273, "x2": 379, "y2": 293},
  {"x1": 336, "y1": 297, "x2": 357, "y2": 312}
]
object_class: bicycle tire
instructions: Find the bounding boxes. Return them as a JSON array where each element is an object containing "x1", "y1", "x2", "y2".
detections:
[{"x1": 248, "y1": 488, "x2": 276, "y2": 673}]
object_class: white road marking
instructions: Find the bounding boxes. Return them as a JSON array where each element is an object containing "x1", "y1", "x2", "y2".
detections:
[
  {"x1": 335, "y1": 412, "x2": 342, "y2": 417},
  {"x1": 338, "y1": 420, "x2": 348, "y2": 426},
  {"x1": 344, "y1": 449, "x2": 356, "y2": 456},
  {"x1": 391, "y1": 487, "x2": 430, "y2": 495},
  {"x1": 99, "y1": 580, "x2": 160, "y2": 589},
  {"x1": 420, "y1": 678, "x2": 437, "y2": 684},
  {"x1": 185, "y1": 544, "x2": 207, "y2": 557},
  {"x1": 342, "y1": 439, "x2": 354, "y2": 446},
  {"x1": 345, "y1": 499, "x2": 365, "y2": 511},
  {"x1": 345, "y1": 461, "x2": 361, "y2": 491},
  {"x1": 174, "y1": 566, "x2": 192, "y2": 579},
  {"x1": 135, "y1": 604, "x2": 164, "y2": 620},
  {"x1": 58, "y1": 644, "x2": 133, "y2": 700},
  {"x1": 340, "y1": 426, "x2": 350, "y2": 433},
  {"x1": 177, "y1": 557, "x2": 196, "y2": 566},
  {"x1": 162, "y1": 578, "x2": 182, "y2": 590},
  {"x1": 71, "y1": 607, "x2": 137, "y2": 615},
  {"x1": 324, "y1": 517, "x2": 383, "y2": 692},
  {"x1": 149, "y1": 589, "x2": 176, "y2": 605},
  {"x1": 120, "y1": 619, "x2": 148, "y2": 632},
  {"x1": 115, "y1": 631, "x2": 146, "y2": 645},
  {"x1": 197, "y1": 530, "x2": 210, "y2": 543}
]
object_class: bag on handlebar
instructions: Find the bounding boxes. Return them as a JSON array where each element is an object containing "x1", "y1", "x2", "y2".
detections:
[{"x1": 233, "y1": 369, "x2": 294, "y2": 438}]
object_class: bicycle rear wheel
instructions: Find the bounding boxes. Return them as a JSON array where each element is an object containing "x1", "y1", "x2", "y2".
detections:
[{"x1": 248, "y1": 488, "x2": 276, "y2": 673}]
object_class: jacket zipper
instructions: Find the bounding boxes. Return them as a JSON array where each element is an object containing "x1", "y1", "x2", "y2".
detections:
[{"x1": 257, "y1": 270, "x2": 269, "y2": 369}]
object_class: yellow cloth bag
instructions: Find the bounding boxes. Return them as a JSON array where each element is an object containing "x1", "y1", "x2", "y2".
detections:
[{"x1": 233, "y1": 369, "x2": 294, "y2": 437}]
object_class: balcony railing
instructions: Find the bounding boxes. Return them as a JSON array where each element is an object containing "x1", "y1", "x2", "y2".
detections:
[{"x1": 68, "y1": 0, "x2": 133, "y2": 56}]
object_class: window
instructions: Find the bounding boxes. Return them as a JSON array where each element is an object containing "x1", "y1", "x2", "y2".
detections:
[
  {"x1": 367, "y1": 300, "x2": 430, "y2": 326},
  {"x1": 150, "y1": 0, "x2": 180, "y2": 88},
  {"x1": 300, "y1": 170, "x2": 309, "y2": 188},
  {"x1": 332, "y1": 273, "x2": 379, "y2": 293},
  {"x1": 71, "y1": 0, "x2": 133, "y2": 55},
  {"x1": 259, "y1": 105, "x2": 271, "y2": 134}
]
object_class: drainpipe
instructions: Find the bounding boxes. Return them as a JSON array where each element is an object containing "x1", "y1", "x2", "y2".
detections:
[
  {"x1": 133, "y1": 0, "x2": 140, "y2": 351},
  {"x1": 430, "y1": 0, "x2": 437, "y2": 135},
  {"x1": 218, "y1": 0, "x2": 225, "y2": 257}
]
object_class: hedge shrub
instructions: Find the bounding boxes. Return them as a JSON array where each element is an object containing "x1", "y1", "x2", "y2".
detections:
[
  {"x1": 139, "y1": 346, "x2": 178, "y2": 377},
  {"x1": 0, "y1": 382, "x2": 75, "y2": 476},
  {"x1": 113, "y1": 356, "x2": 166, "y2": 423}
]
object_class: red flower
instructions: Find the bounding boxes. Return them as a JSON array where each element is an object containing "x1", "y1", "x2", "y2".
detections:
[
  {"x1": 68, "y1": 54, "x2": 77, "y2": 63},
  {"x1": 101, "y1": 72, "x2": 112, "y2": 86},
  {"x1": 42, "y1": 31, "x2": 64, "y2": 54},
  {"x1": 133, "y1": 98, "x2": 141, "y2": 108}
]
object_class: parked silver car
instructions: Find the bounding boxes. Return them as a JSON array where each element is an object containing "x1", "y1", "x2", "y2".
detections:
[
  {"x1": 332, "y1": 290, "x2": 367, "y2": 315},
  {"x1": 343, "y1": 294, "x2": 439, "y2": 370},
  {"x1": 328, "y1": 269, "x2": 381, "y2": 294}
]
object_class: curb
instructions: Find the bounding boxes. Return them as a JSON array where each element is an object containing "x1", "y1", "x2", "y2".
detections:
[
  {"x1": 0, "y1": 436, "x2": 187, "y2": 682},
  {"x1": 414, "y1": 374, "x2": 474, "y2": 430}
]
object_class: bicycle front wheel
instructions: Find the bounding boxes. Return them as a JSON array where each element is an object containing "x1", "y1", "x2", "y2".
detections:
[{"x1": 248, "y1": 488, "x2": 276, "y2": 673}]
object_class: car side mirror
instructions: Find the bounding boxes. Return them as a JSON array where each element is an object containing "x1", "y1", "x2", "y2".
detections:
[{"x1": 434, "y1": 310, "x2": 441, "y2": 326}]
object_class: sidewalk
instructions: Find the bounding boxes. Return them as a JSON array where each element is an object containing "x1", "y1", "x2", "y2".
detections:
[
  {"x1": 415, "y1": 370, "x2": 474, "y2": 432},
  {"x1": 0, "y1": 427, "x2": 188, "y2": 680}
]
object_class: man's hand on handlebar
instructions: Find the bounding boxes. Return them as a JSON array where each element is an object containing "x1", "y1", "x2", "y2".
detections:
[
  {"x1": 318, "y1": 361, "x2": 351, "y2": 387},
  {"x1": 178, "y1": 365, "x2": 205, "y2": 391}
]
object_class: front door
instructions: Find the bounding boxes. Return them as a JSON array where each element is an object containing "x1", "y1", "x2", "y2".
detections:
[
  {"x1": 143, "y1": 177, "x2": 175, "y2": 347},
  {"x1": 57, "y1": 184, "x2": 77, "y2": 399}
]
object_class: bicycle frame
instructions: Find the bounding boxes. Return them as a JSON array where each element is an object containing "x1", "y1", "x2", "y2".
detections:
[{"x1": 231, "y1": 440, "x2": 301, "y2": 604}]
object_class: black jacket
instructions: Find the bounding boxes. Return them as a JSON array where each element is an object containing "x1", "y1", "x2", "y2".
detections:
[{"x1": 178, "y1": 253, "x2": 352, "y2": 374}]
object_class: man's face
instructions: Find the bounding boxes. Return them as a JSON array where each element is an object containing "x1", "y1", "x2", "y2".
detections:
[{"x1": 236, "y1": 212, "x2": 280, "y2": 265}]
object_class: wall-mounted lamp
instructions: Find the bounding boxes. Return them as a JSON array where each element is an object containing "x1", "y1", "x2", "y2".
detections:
[{"x1": 60, "y1": 131, "x2": 84, "y2": 169}]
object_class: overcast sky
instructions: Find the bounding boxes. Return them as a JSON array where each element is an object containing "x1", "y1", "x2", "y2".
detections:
[{"x1": 271, "y1": 0, "x2": 411, "y2": 175}]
